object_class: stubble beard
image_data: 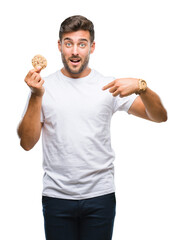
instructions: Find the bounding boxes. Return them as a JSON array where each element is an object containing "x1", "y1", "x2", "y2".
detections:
[{"x1": 61, "y1": 52, "x2": 90, "y2": 75}]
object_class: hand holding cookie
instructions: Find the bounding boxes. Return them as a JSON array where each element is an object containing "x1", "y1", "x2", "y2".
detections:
[{"x1": 24, "y1": 55, "x2": 47, "y2": 97}]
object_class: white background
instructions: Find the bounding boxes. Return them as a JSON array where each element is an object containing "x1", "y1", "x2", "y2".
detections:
[{"x1": 0, "y1": 0, "x2": 183, "y2": 239}]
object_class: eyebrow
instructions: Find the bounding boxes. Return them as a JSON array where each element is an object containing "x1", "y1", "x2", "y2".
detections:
[{"x1": 63, "y1": 37, "x2": 88, "y2": 42}]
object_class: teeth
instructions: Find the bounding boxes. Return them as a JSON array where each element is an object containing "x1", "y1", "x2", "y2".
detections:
[{"x1": 70, "y1": 59, "x2": 80, "y2": 62}]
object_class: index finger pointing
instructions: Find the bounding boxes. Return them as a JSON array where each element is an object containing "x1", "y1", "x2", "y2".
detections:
[{"x1": 102, "y1": 80, "x2": 115, "y2": 90}]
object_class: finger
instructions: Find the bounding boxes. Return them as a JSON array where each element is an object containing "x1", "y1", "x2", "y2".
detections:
[
  {"x1": 35, "y1": 74, "x2": 42, "y2": 83},
  {"x1": 102, "y1": 80, "x2": 115, "y2": 90},
  {"x1": 112, "y1": 89, "x2": 121, "y2": 97},
  {"x1": 35, "y1": 66, "x2": 42, "y2": 73},
  {"x1": 36, "y1": 78, "x2": 44, "y2": 87},
  {"x1": 26, "y1": 69, "x2": 37, "y2": 79},
  {"x1": 25, "y1": 72, "x2": 38, "y2": 85},
  {"x1": 27, "y1": 66, "x2": 42, "y2": 77},
  {"x1": 31, "y1": 72, "x2": 38, "y2": 81},
  {"x1": 109, "y1": 85, "x2": 118, "y2": 93}
]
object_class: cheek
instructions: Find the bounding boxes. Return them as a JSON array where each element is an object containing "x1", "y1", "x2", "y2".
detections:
[
  {"x1": 61, "y1": 47, "x2": 71, "y2": 56},
  {"x1": 80, "y1": 49, "x2": 90, "y2": 58}
]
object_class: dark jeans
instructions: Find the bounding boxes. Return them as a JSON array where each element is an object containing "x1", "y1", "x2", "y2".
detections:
[{"x1": 42, "y1": 192, "x2": 116, "y2": 240}]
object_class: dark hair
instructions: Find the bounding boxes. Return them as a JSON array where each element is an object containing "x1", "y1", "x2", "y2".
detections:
[{"x1": 59, "y1": 15, "x2": 95, "y2": 43}]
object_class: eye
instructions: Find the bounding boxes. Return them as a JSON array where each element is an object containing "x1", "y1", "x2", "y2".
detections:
[
  {"x1": 79, "y1": 43, "x2": 86, "y2": 48},
  {"x1": 65, "y1": 42, "x2": 72, "y2": 47}
]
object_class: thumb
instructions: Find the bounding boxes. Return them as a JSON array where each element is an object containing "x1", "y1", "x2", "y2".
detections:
[{"x1": 35, "y1": 66, "x2": 42, "y2": 73}]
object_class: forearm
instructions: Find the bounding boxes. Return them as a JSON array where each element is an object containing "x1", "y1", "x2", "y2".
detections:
[
  {"x1": 139, "y1": 87, "x2": 167, "y2": 122},
  {"x1": 18, "y1": 94, "x2": 43, "y2": 150}
]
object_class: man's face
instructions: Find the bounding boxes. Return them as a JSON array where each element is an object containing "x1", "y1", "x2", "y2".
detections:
[{"x1": 58, "y1": 30, "x2": 95, "y2": 78}]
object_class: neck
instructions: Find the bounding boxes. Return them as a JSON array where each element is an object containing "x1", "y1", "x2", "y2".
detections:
[{"x1": 61, "y1": 67, "x2": 91, "y2": 79}]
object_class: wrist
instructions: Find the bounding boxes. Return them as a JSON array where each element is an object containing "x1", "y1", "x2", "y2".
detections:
[
  {"x1": 135, "y1": 79, "x2": 147, "y2": 95},
  {"x1": 31, "y1": 92, "x2": 44, "y2": 99},
  {"x1": 30, "y1": 87, "x2": 45, "y2": 98}
]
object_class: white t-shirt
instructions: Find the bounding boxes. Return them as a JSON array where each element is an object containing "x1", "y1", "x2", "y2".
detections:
[{"x1": 22, "y1": 69, "x2": 137, "y2": 200}]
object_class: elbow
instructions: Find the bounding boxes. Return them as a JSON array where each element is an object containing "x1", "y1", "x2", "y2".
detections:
[
  {"x1": 21, "y1": 146, "x2": 32, "y2": 151},
  {"x1": 149, "y1": 109, "x2": 168, "y2": 123},
  {"x1": 160, "y1": 109, "x2": 168, "y2": 122},
  {"x1": 20, "y1": 139, "x2": 34, "y2": 151},
  {"x1": 162, "y1": 114, "x2": 168, "y2": 122},
  {"x1": 156, "y1": 109, "x2": 168, "y2": 123}
]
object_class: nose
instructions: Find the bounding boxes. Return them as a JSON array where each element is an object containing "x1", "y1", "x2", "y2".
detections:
[{"x1": 72, "y1": 44, "x2": 79, "y2": 56}]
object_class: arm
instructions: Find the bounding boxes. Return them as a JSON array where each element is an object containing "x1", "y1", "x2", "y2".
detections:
[
  {"x1": 102, "y1": 78, "x2": 167, "y2": 123},
  {"x1": 17, "y1": 67, "x2": 45, "y2": 151},
  {"x1": 128, "y1": 87, "x2": 167, "y2": 122}
]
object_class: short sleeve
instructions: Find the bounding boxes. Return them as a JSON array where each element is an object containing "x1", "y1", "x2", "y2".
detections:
[
  {"x1": 113, "y1": 93, "x2": 137, "y2": 113},
  {"x1": 21, "y1": 91, "x2": 44, "y2": 122}
]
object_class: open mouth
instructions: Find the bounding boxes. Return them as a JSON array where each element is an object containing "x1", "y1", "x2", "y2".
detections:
[{"x1": 70, "y1": 58, "x2": 81, "y2": 65}]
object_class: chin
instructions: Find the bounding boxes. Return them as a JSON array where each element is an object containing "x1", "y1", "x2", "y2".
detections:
[
  {"x1": 68, "y1": 67, "x2": 82, "y2": 75},
  {"x1": 67, "y1": 62, "x2": 88, "y2": 75}
]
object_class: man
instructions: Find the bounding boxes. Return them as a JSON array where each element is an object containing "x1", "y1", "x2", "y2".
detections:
[{"x1": 17, "y1": 15, "x2": 167, "y2": 240}]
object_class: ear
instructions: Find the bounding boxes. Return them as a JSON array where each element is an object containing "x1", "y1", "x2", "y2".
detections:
[
  {"x1": 90, "y1": 41, "x2": 95, "y2": 54},
  {"x1": 58, "y1": 39, "x2": 61, "y2": 52}
]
